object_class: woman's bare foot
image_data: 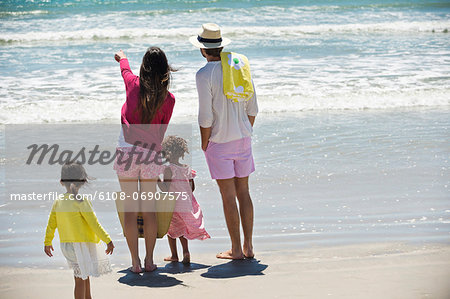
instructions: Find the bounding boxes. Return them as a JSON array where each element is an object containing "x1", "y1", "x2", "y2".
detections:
[
  {"x1": 182, "y1": 252, "x2": 190, "y2": 264},
  {"x1": 243, "y1": 243, "x2": 254, "y2": 258},
  {"x1": 144, "y1": 259, "x2": 157, "y2": 272},
  {"x1": 129, "y1": 265, "x2": 142, "y2": 273},
  {"x1": 129, "y1": 266, "x2": 142, "y2": 273},
  {"x1": 216, "y1": 249, "x2": 244, "y2": 260},
  {"x1": 164, "y1": 255, "x2": 179, "y2": 262},
  {"x1": 129, "y1": 259, "x2": 142, "y2": 273}
]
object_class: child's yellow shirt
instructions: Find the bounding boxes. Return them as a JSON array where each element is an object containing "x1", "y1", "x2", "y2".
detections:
[{"x1": 44, "y1": 194, "x2": 111, "y2": 246}]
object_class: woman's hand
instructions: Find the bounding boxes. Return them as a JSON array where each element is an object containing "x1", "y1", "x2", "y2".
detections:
[
  {"x1": 44, "y1": 245, "x2": 54, "y2": 257},
  {"x1": 114, "y1": 50, "x2": 126, "y2": 63},
  {"x1": 106, "y1": 241, "x2": 115, "y2": 255}
]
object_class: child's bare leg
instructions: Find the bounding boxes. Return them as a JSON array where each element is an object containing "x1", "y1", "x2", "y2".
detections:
[
  {"x1": 180, "y1": 236, "x2": 190, "y2": 264},
  {"x1": 164, "y1": 236, "x2": 179, "y2": 262},
  {"x1": 84, "y1": 277, "x2": 92, "y2": 299},
  {"x1": 74, "y1": 277, "x2": 85, "y2": 299}
]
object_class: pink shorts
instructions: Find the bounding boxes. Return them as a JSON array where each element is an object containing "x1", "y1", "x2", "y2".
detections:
[
  {"x1": 114, "y1": 147, "x2": 164, "y2": 179},
  {"x1": 204, "y1": 137, "x2": 255, "y2": 180}
]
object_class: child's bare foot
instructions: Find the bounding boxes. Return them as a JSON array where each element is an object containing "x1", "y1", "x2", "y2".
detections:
[
  {"x1": 216, "y1": 250, "x2": 244, "y2": 260},
  {"x1": 243, "y1": 243, "x2": 254, "y2": 259},
  {"x1": 182, "y1": 252, "x2": 190, "y2": 264},
  {"x1": 164, "y1": 255, "x2": 179, "y2": 262},
  {"x1": 144, "y1": 259, "x2": 157, "y2": 272}
]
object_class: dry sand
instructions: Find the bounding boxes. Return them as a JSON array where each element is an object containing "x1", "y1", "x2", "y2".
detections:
[{"x1": 1, "y1": 242, "x2": 449, "y2": 299}]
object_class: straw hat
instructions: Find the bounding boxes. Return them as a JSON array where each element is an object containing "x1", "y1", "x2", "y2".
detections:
[{"x1": 189, "y1": 23, "x2": 231, "y2": 49}]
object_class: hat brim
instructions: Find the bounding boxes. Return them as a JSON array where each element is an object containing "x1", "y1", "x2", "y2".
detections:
[{"x1": 189, "y1": 35, "x2": 231, "y2": 49}]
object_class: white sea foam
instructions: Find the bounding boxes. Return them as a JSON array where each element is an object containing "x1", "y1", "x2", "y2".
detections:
[
  {"x1": 0, "y1": 10, "x2": 49, "y2": 16},
  {"x1": 0, "y1": 88, "x2": 448, "y2": 124},
  {"x1": 1, "y1": 21, "x2": 449, "y2": 44}
]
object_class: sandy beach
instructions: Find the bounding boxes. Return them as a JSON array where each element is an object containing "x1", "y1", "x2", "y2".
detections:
[{"x1": 1, "y1": 243, "x2": 449, "y2": 299}]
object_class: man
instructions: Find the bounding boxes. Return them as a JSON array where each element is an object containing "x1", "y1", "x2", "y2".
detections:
[{"x1": 190, "y1": 23, "x2": 258, "y2": 259}]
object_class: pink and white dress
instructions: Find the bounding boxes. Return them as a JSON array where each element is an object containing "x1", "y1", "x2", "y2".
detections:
[{"x1": 167, "y1": 164, "x2": 210, "y2": 240}]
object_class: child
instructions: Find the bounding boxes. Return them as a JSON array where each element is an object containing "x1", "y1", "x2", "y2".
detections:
[
  {"x1": 44, "y1": 162, "x2": 114, "y2": 299},
  {"x1": 158, "y1": 136, "x2": 210, "y2": 264}
]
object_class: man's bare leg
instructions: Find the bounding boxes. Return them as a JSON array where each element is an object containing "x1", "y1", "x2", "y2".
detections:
[
  {"x1": 216, "y1": 178, "x2": 244, "y2": 259},
  {"x1": 235, "y1": 176, "x2": 254, "y2": 258}
]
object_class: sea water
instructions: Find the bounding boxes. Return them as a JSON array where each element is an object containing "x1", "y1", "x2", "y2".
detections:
[{"x1": 0, "y1": 0, "x2": 449, "y2": 122}]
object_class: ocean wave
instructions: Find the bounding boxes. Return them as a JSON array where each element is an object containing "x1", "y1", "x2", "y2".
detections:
[
  {"x1": 2, "y1": 1, "x2": 449, "y2": 17},
  {"x1": 1, "y1": 21, "x2": 449, "y2": 44},
  {"x1": 1, "y1": 89, "x2": 448, "y2": 124},
  {"x1": 0, "y1": 10, "x2": 49, "y2": 17}
]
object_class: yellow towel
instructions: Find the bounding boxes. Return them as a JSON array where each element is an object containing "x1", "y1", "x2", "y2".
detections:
[{"x1": 221, "y1": 52, "x2": 254, "y2": 102}]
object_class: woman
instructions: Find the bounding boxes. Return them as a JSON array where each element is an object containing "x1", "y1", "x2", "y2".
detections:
[{"x1": 114, "y1": 47, "x2": 175, "y2": 273}]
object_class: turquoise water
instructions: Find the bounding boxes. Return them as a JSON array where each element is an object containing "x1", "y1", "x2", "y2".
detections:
[{"x1": 0, "y1": 0, "x2": 449, "y2": 123}]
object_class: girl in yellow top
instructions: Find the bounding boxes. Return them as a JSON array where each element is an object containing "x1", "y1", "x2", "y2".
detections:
[{"x1": 44, "y1": 162, "x2": 114, "y2": 299}]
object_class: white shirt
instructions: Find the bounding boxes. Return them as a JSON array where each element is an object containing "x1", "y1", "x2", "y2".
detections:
[{"x1": 196, "y1": 61, "x2": 258, "y2": 144}]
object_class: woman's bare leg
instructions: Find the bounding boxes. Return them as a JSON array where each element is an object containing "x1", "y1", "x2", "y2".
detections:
[
  {"x1": 164, "y1": 236, "x2": 179, "y2": 262},
  {"x1": 118, "y1": 175, "x2": 142, "y2": 273},
  {"x1": 180, "y1": 236, "x2": 190, "y2": 264},
  {"x1": 74, "y1": 277, "x2": 85, "y2": 299},
  {"x1": 140, "y1": 177, "x2": 157, "y2": 272}
]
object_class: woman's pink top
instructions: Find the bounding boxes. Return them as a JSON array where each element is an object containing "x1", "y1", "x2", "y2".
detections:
[{"x1": 120, "y1": 58, "x2": 175, "y2": 125}]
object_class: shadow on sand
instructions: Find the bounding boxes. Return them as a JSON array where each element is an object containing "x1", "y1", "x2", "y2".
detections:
[
  {"x1": 159, "y1": 262, "x2": 210, "y2": 274},
  {"x1": 117, "y1": 262, "x2": 210, "y2": 288},
  {"x1": 201, "y1": 259, "x2": 268, "y2": 279}
]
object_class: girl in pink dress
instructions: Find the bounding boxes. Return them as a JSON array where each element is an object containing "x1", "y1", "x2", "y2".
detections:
[{"x1": 158, "y1": 136, "x2": 210, "y2": 264}]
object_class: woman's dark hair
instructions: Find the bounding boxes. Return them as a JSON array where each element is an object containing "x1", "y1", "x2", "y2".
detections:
[
  {"x1": 60, "y1": 162, "x2": 89, "y2": 196},
  {"x1": 139, "y1": 47, "x2": 176, "y2": 124},
  {"x1": 161, "y1": 135, "x2": 189, "y2": 162},
  {"x1": 203, "y1": 47, "x2": 223, "y2": 58}
]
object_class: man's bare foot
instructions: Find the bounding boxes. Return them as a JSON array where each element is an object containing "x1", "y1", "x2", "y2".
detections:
[
  {"x1": 216, "y1": 249, "x2": 244, "y2": 260},
  {"x1": 144, "y1": 259, "x2": 157, "y2": 272},
  {"x1": 164, "y1": 255, "x2": 179, "y2": 262},
  {"x1": 243, "y1": 243, "x2": 254, "y2": 258},
  {"x1": 182, "y1": 252, "x2": 190, "y2": 264}
]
